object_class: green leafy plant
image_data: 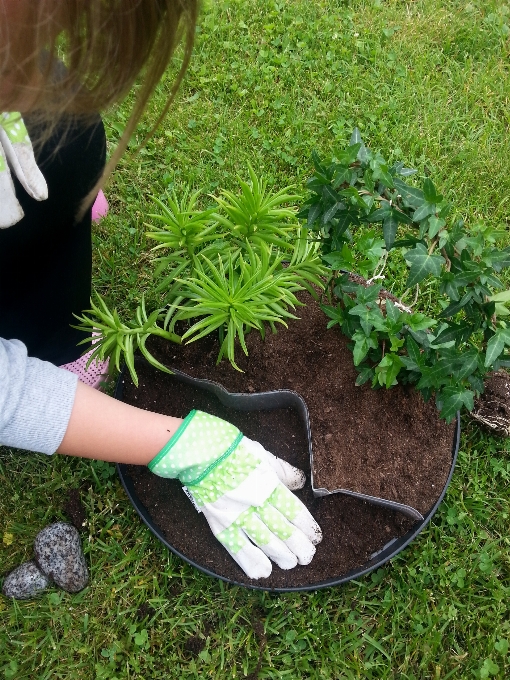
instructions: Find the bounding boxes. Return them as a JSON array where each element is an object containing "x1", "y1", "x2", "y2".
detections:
[
  {"x1": 300, "y1": 129, "x2": 510, "y2": 421},
  {"x1": 74, "y1": 296, "x2": 180, "y2": 386},
  {"x1": 213, "y1": 163, "x2": 300, "y2": 250},
  {"x1": 78, "y1": 169, "x2": 327, "y2": 381},
  {"x1": 165, "y1": 238, "x2": 325, "y2": 370}
]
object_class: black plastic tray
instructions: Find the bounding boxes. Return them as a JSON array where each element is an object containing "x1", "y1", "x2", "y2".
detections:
[{"x1": 115, "y1": 363, "x2": 460, "y2": 592}]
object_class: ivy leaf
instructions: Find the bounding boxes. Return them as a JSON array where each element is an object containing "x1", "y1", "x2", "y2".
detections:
[
  {"x1": 322, "y1": 185, "x2": 341, "y2": 204},
  {"x1": 349, "y1": 304, "x2": 375, "y2": 335},
  {"x1": 404, "y1": 243, "x2": 445, "y2": 287},
  {"x1": 416, "y1": 360, "x2": 452, "y2": 389},
  {"x1": 350, "y1": 128, "x2": 368, "y2": 161},
  {"x1": 393, "y1": 161, "x2": 417, "y2": 177},
  {"x1": 372, "y1": 162, "x2": 395, "y2": 188},
  {"x1": 375, "y1": 353, "x2": 404, "y2": 388},
  {"x1": 433, "y1": 322, "x2": 473, "y2": 346},
  {"x1": 367, "y1": 206, "x2": 392, "y2": 222},
  {"x1": 438, "y1": 291, "x2": 473, "y2": 318},
  {"x1": 453, "y1": 269, "x2": 482, "y2": 287},
  {"x1": 391, "y1": 208, "x2": 413, "y2": 225},
  {"x1": 338, "y1": 206, "x2": 361, "y2": 230},
  {"x1": 322, "y1": 245, "x2": 354, "y2": 270},
  {"x1": 305, "y1": 202, "x2": 322, "y2": 227},
  {"x1": 311, "y1": 149, "x2": 328, "y2": 175},
  {"x1": 389, "y1": 335, "x2": 405, "y2": 352},
  {"x1": 332, "y1": 166, "x2": 351, "y2": 188},
  {"x1": 355, "y1": 365, "x2": 374, "y2": 386},
  {"x1": 436, "y1": 386, "x2": 474, "y2": 422},
  {"x1": 413, "y1": 202, "x2": 436, "y2": 223},
  {"x1": 352, "y1": 331, "x2": 377, "y2": 365},
  {"x1": 406, "y1": 312, "x2": 437, "y2": 332},
  {"x1": 468, "y1": 373, "x2": 485, "y2": 393},
  {"x1": 363, "y1": 168, "x2": 375, "y2": 192},
  {"x1": 423, "y1": 177, "x2": 443, "y2": 204},
  {"x1": 489, "y1": 289, "x2": 510, "y2": 303},
  {"x1": 427, "y1": 216, "x2": 446, "y2": 239},
  {"x1": 485, "y1": 246, "x2": 510, "y2": 272},
  {"x1": 404, "y1": 334, "x2": 424, "y2": 370},
  {"x1": 340, "y1": 186, "x2": 369, "y2": 209},
  {"x1": 485, "y1": 328, "x2": 510, "y2": 367},
  {"x1": 383, "y1": 213, "x2": 398, "y2": 249},
  {"x1": 322, "y1": 201, "x2": 345, "y2": 224},
  {"x1": 385, "y1": 299, "x2": 401, "y2": 325},
  {"x1": 336, "y1": 143, "x2": 362, "y2": 167},
  {"x1": 455, "y1": 350, "x2": 480, "y2": 381},
  {"x1": 393, "y1": 177, "x2": 425, "y2": 209},
  {"x1": 391, "y1": 236, "x2": 424, "y2": 250},
  {"x1": 322, "y1": 305, "x2": 344, "y2": 328}
]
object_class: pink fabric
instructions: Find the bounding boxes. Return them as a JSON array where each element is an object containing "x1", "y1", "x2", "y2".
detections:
[
  {"x1": 91, "y1": 190, "x2": 108, "y2": 223},
  {"x1": 60, "y1": 347, "x2": 109, "y2": 390}
]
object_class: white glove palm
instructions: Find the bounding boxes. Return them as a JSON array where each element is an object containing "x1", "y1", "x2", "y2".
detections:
[
  {"x1": 0, "y1": 112, "x2": 48, "y2": 228},
  {"x1": 149, "y1": 410, "x2": 322, "y2": 579}
]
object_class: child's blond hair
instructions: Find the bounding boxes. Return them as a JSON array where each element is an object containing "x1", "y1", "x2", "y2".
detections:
[{"x1": 0, "y1": 0, "x2": 198, "y2": 208}]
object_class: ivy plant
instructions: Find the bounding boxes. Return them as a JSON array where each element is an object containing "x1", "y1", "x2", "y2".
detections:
[{"x1": 299, "y1": 130, "x2": 510, "y2": 422}]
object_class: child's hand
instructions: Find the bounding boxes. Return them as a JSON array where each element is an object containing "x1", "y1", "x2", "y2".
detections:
[{"x1": 149, "y1": 410, "x2": 322, "y2": 579}]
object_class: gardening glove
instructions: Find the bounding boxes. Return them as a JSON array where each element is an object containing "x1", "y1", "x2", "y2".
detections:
[
  {"x1": 148, "y1": 410, "x2": 322, "y2": 579},
  {"x1": 0, "y1": 112, "x2": 48, "y2": 228}
]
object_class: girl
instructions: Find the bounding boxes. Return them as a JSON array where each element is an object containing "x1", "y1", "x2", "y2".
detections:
[{"x1": 0, "y1": 1, "x2": 321, "y2": 581}]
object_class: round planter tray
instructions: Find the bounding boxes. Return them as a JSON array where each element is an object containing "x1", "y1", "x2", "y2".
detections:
[{"x1": 115, "y1": 364, "x2": 460, "y2": 592}]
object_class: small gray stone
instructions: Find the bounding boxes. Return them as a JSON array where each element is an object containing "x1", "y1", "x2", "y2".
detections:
[
  {"x1": 34, "y1": 523, "x2": 88, "y2": 593},
  {"x1": 2, "y1": 560, "x2": 50, "y2": 599}
]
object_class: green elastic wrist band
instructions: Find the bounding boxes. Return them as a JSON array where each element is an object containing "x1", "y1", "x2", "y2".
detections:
[{"x1": 147, "y1": 409, "x2": 197, "y2": 471}]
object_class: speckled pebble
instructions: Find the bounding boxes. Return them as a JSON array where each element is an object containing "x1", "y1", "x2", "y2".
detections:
[
  {"x1": 2, "y1": 560, "x2": 50, "y2": 599},
  {"x1": 34, "y1": 523, "x2": 88, "y2": 593}
]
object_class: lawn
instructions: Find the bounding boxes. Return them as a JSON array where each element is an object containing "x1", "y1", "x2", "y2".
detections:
[{"x1": 2, "y1": 0, "x2": 510, "y2": 677}]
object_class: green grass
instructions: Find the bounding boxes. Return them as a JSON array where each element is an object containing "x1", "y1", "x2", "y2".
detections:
[{"x1": 2, "y1": 0, "x2": 510, "y2": 677}]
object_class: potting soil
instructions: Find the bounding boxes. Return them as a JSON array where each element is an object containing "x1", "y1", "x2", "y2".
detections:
[
  {"x1": 123, "y1": 375, "x2": 414, "y2": 587},
  {"x1": 146, "y1": 292, "x2": 455, "y2": 514},
  {"x1": 120, "y1": 293, "x2": 455, "y2": 587}
]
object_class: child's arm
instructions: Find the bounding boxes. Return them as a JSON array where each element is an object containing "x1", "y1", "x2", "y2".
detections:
[
  {"x1": 57, "y1": 380, "x2": 182, "y2": 464},
  {"x1": 0, "y1": 337, "x2": 181, "y2": 462}
]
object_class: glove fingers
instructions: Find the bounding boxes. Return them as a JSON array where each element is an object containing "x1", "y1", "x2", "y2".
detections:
[
  {"x1": 257, "y1": 502, "x2": 316, "y2": 566},
  {"x1": 268, "y1": 484, "x2": 323, "y2": 546},
  {"x1": 0, "y1": 120, "x2": 48, "y2": 201},
  {"x1": 241, "y1": 511, "x2": 297, "y2": 571},
  {"x1": 216, "y1": 525, "x2": 272, "y2": 579},
  {"x1": 242, "y1": 436, "x2": 306, "y2": 490}
]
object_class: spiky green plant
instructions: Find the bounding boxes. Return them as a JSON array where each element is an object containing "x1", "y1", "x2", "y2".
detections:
[
  {"x1": 165, "y1": 240, "x2": 326, "y2": 371},
  {"x1": 81, "y1": 170, "x2": 327, "y2": 381},
  {"x1": 146, "y1": 189, "x2": 219, "y2": 255},
  {"x1": 213, "y1": 163, "x2": 300, "y2": 250},
  {"x1": 74, "y1": 296, "x2": 180, "y2": 387},
  {"x1": 145, "y1": 189, "x2": 226, "y2": 297}
]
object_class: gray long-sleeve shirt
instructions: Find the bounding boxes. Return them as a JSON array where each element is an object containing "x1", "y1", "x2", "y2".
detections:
[
  {"x1": 0, "y1": 337, "x2": 78, "y2": 454},
  {"x1": 1, "y1": 109, "x2": 80, "y2": 455}
]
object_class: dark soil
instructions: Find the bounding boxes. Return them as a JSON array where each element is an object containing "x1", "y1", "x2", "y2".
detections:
[
  {"x1": 63, "y1": 489, "x2": 86, "y2": 532},
  {"x1": 136, "y1": 602, "x2": 155, "y2": 621},
  {"x1": 145, "y1": 293, "x2": 455, "y2": 514},
  {"x1": 471, "y1": 370, "x2": 510, "y2": 436},
  {"x1": 117, "y1": 294, "x2": 456, "y2": 587},
  {"x1": 184, "y1": 635, "x2": 206, "y2": 657}
]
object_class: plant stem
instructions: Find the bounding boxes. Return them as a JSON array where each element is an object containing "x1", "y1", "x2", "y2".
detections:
[{"x1": 151, "y1": 327, "x2": 182, "y2": 344}]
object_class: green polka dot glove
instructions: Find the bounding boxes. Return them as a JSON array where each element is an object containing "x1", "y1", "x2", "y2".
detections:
[
  {"x1": 0, "y1": 112, "x2": 48, "y2": 229},
  {"x1": 148, "y1": 410, "x2": 322, "y2": 579}
]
